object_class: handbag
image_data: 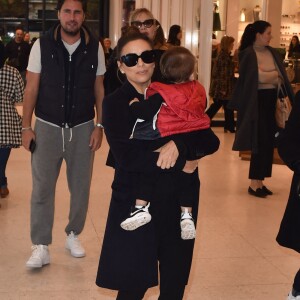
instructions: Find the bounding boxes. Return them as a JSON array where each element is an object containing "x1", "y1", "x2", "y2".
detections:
[{"x1": 275, "y1": 85, "x2": 292, "y2": 129}]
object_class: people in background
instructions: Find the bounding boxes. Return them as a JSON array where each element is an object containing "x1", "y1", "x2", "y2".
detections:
[
  {"x1": 104, "y1": 8, "x2": 168, "y2": 96},
  {"x1": 24, "y1": 32, "x2": 30, "y2": 44},
  {"x1": 22, "y1": 0, "x2": 105, "y2": 268},
  {"x1": 96, "y1": 30, "x2": 200, "y2": 300},
  {"x1": 276, "y1": 91, "x2": 300, "y2": 300},
  {"x1": 0, "y1": 41, "x2": 24, "y2": 200},
  {"x1": 103, "y1": 37, "x2": 113, "y2": 67},
  {"x1": 228, "y1": 20, "x2": 294, "y2": 198},
  {"x1": 4, "y1": 26, "x2": 31, "y2": 82},
  {"x1": 166, "y1": 24, "x2": 182, "y2": 48},
  {"x1": 288, "y1": 35, "x2": 300, "y2": 59},
  {"x1": 208, "y1": 35, "x2": 236, "y2": 133}
]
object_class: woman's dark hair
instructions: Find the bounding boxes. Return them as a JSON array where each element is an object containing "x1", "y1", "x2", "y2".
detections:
[
  {"x1": 0, "y1": 41, "x2": 4, "y2": 68},
  {"x1": 289, "y1": 35, "x2": 300, "y2": 52},
  {"x1": 153, "y1": 20, "x2": 167, "y2": 49},
  {"x1": 116, "y1": 31, "x2": 153, "y2": 60},
  {"x1": 239, "y1": 20, "x2": 271, "y2": 51},
  {"x1": 167, "y1": 25, "x2": 181, "y2": 46},
  {"x1": 160, "y1": 46, "x2": 195, "y2": 82},
  {"x1": 56, "y1": 0, "x2": 87, "y2": 13}
]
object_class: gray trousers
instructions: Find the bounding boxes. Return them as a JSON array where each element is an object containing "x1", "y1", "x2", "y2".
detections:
[{"x1": 30, "y1": 119, "x2": 95, "y2": 245}]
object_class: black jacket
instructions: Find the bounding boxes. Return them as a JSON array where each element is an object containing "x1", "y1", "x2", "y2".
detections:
[
  {"x1": 276, "y1": 91, "x2": 300, "y2": 252},
  {"x1": 229, "y1": 46, "x2": 294, "y2": 153},
  {"x1": 36, "y1": 23, "x2": 99, "y2": 128},
  {"x1": 96, "y1": 80, "x2": 199, "y2": 290}
]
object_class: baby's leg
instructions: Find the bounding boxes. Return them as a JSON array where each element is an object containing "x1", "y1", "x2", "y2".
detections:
[
  {"x1": 120, "y1": 200, "x2": 151, "y2": 231},
  {"x1": 180, "y1": 206, "x2": 196, "y2": 240}
]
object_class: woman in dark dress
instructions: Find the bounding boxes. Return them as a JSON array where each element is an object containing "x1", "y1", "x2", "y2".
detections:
[
  {"x1": 276, "y1": 91, "x2": 300, "y2": 300},
  {"x1": 96, "y1": 32, "x2": 200, "y2": 300}
]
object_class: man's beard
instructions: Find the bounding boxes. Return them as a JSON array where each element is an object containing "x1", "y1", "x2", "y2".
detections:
[{"x1": 61, "y1": 24, "x2": 80, "y2": 37}]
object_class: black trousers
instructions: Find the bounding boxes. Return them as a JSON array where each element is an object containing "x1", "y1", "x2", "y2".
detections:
[
  {"x1": 206, "y1": 98, "x2": 235, "y2": 131},
  {"x1": 249, "y1": 89, "x2": 277, "y2": 180},
  {"x1": 0, "y1": 148, "x2": 11, "y2": 187}
]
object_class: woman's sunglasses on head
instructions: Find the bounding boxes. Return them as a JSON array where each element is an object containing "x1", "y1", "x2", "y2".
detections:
[
  {"x1": 131, "y1": 19, "x2": 155, "y2": 29},
  {"x1": 120, "y1": 50, "x2": 156, "y2": 67}
]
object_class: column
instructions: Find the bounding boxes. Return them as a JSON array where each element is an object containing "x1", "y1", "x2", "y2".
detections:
[{"x1": 198, "y1": 0, "x2": 213, "y2": 98}]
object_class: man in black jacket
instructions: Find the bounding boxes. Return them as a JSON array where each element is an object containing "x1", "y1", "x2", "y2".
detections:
[
  {"x1": 22, "y1": 0, "x2": 105, "y2": 268},
  {"x1": 4, "y1": 26, "x2": 31, "y2": 82}
]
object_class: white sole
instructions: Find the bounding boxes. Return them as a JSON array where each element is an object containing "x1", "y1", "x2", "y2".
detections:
[
  {"x1": 181, "y1": 219, "x2": 196, "y2": 240},
  {"x1": 65, "y1": 245, "x2": 85, "y2": 258},
  {"x1": 121, "y1": 213, "x2": 152, "y2": 231},
  {"x1": 26, "y1": 259, "x2": 50, "y2": 268}
]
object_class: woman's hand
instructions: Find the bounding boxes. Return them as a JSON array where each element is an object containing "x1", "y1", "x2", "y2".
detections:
[
  {"x1": 156, "y1": 140, "x2": 179, "y2": 169},
  {"x1": 182, "y1": 160, "x2": 199, "y2": 173}
]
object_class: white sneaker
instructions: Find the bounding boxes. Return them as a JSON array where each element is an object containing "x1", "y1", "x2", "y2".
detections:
[
  {"x1": 180, "y1": 209, "x2": 196, "y2": 240},
  {"x1": 26, "y1": 245, "x2": 50, "y2": 268},
  {"x1": 120, "y1": 203, "x2": 152, "y2": 231},
  {"x1": 65, "y1": 231, "x2": 86, "y2": 258},
  {"x1": 287, "y1": 290, "x2": 300, "y2": 300}
]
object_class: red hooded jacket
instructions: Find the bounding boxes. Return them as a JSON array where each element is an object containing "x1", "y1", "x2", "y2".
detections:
[{"x1": 146, "y1": 80, "x2": 211, "y2": 137}]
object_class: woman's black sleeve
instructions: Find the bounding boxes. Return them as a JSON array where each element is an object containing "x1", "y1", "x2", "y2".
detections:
[{"x1": 129, "y1": 93, "x2": 163, "y2": 120}]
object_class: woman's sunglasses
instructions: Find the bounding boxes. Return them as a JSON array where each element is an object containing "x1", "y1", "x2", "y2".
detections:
[
  {"x1": 120, "y1": 50, "x2": 156, "y2": 67},
  {"x1": 131, "y1": 19, "x2": 155, "y2": 29}
]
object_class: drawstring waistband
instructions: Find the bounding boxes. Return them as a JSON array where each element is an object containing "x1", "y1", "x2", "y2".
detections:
[{"x1": 61, "y1": 127, "x2": 73, "y2": 152}]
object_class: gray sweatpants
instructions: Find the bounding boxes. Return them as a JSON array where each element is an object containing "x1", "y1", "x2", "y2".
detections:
[{"x1": 30, "y1": 119, "x2": 95, "y2": 245}]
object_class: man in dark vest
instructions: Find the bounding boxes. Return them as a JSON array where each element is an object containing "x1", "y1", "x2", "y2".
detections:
[{"x1": 22, "y1": 0, "x2": 106, "y2": 268}]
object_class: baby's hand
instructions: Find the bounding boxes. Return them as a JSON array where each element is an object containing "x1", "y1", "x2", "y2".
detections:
[{"x1": 129, "y1": 98, "x2": 139, "y2": 106}]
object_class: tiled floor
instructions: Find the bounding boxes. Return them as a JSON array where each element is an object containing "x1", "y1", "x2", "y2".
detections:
[{"x1": 0, "y1": 127, "x2": 299, "y2": 300}]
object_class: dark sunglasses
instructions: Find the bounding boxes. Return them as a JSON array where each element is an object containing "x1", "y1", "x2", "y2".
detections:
[
  {"x1": 131, "y1": 19, "x2": 155, "y2": 29},
  {"x1": 120, "y1": 50, "x2": 156, "y2": 67}
]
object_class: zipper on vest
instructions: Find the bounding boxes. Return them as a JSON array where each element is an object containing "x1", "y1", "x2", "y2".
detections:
[{"x1": 69, "y1": 55, "x2": 72, "y2": 62}]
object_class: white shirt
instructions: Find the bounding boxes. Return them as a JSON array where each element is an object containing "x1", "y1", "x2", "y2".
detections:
[{"x1": 27, "y1": 38, "x2": 106, "y2": 76}]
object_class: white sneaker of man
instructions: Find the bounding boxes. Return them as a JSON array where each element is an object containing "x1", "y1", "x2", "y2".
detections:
[
  {"x1": 65, "y1": 231, "x2": 86, "y2": 258},
  {"x1": 287, "y1": 290, "x2": 300, "y2": 300},
  {"x1": 26, "y1": 245, "x2": 50, "y2": 268}
]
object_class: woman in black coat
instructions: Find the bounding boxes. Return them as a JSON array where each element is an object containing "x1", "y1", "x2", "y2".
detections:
[
  {"x1": 96, "y1": 32, "x2": 200, "y2": 300},
  {"x1": 276, "y1": 91, "x2": 300, "y2": 299},
  {"x1": 229, "y1": 21, "x2": 294, "y2": 198}
]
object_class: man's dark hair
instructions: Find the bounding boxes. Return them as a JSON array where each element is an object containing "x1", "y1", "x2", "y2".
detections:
[
  {"x1": 15, "y1": 25, "x2": 24, "y2": 32},
  {"x1": 56, "y1": 0, "x2": 87, "y2": 13}
]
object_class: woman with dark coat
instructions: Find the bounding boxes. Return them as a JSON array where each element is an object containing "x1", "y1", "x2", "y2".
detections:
[
  {"x1": 229, "y1": 20, "x2": 294, "y2": 198},
  {"x1": 96, "y1": 32, "x2": 200, "y2": 300},
  {"x1": 208, "y1": 35, "x2": 235, "y2": 133},
  {"x1": 276, "y1": 91, "x2": 300, "y2": 300}
]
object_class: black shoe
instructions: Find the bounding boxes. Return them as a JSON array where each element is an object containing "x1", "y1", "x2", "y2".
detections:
[
  {"x1": 248, "y1": 187, "x2": 267, "y2": 198},
  {"x1": 262, "y1": 185, "x2": 273, "y2": 195}
]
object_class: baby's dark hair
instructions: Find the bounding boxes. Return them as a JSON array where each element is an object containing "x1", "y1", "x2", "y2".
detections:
[{"x1": 160, "y1": 46, "x2": 196, "y2": 82}]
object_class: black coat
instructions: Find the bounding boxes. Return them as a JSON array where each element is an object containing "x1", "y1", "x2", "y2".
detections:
[
  {"x1": 229, "y1": 46, "x2": 294, "y2": 153},
  {"x1": 96, "y1": 81, "x2": 199, "y2": 290},
  {"x1": 276, "y1": 91, "x2": 300, "y2": 252}
]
